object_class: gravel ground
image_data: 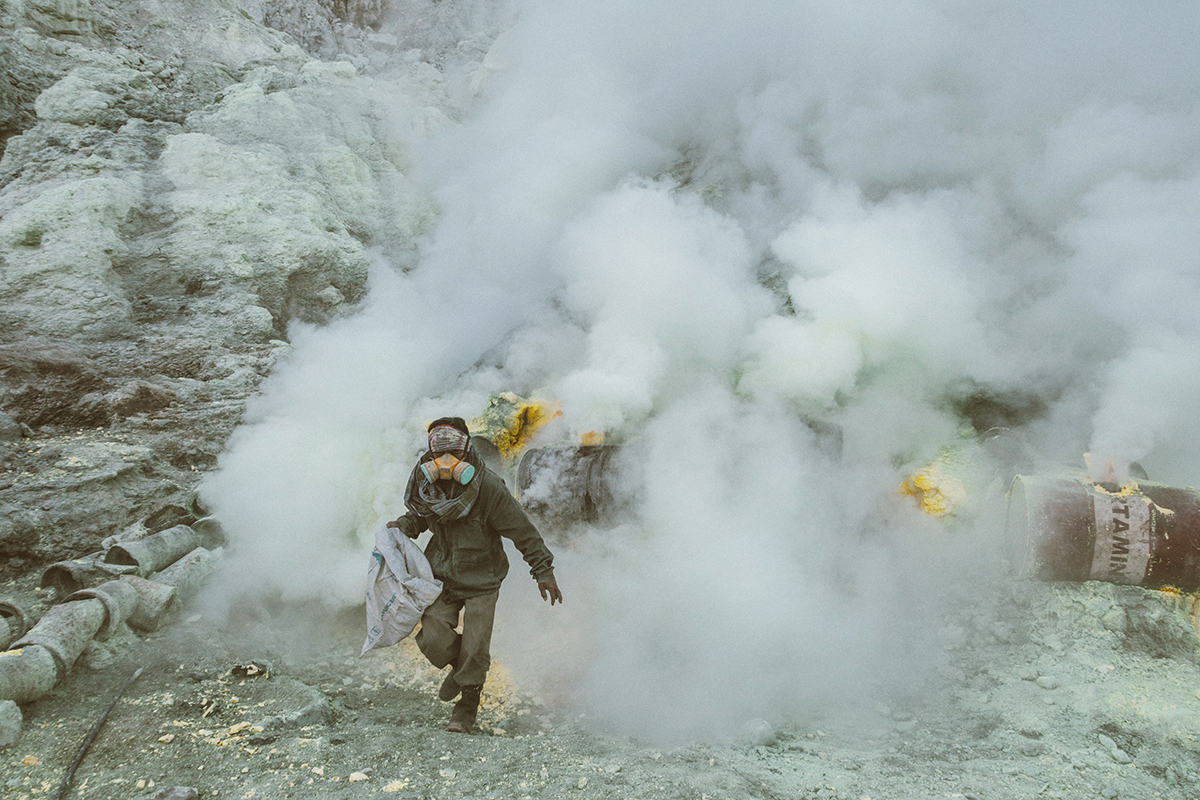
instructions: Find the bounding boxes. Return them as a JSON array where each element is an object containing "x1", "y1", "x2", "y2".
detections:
[{"x1": 3, "y1": 568, "x2": 1199, "y2": 800}]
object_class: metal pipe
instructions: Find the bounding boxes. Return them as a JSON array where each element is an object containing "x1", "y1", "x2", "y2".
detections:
[
  {"x1": 2, "y1": 583, "x2": 139, "y2": 703},
  {"x1": 152, "y1": 546, "x2": 221, "y2": 601},
  {"x1": 12, "y1": 598, "x2": 106, "y2": 675},
  {"x1": 104, "y1": 524, "x2": 200, "y2": 576},
  {"x1": 0, "y1": 601, "x2": 30, "y2": 651},
  {"x1": 119, "y1": 575, "x2": 179, "y2": 632},
  {"x1": 40, "y1": 552, "x2": 136, "y2": 596},
  {"x1": 185, "y1": 490, "x2": 210, "y2": 521},
  {"x1": 0, "y1": 644, "x2": 60, "y2": 704},
  {"x1": 119, "y1": 547, "x2": 221, "y2": 632},
  {"x1": 62, "y1": 581, "x2": 140, "y2": 641},
  {"x1": 143, "y1": 503, "x2": 196, "y2": 533},
  {"x1": 191, "y1": 517, "x2": 226, "y2": 549}
]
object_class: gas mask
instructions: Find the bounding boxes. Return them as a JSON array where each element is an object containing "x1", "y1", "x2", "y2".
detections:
[{"x1": 420, "y1": 452, "x2": 475, "y2": 485}]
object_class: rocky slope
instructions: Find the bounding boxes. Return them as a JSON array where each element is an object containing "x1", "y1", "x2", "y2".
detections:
[{"x1": 0, "y1": 0, "x2": 459, "y2": 571}]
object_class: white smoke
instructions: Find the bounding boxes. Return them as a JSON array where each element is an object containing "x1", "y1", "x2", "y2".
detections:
[{"x1": 201, "y1": 0, "x2": 1200, "y2": 740}]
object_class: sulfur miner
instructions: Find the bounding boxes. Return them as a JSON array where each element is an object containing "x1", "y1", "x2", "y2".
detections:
[{"x1": 388, "y1": 416, "x2": 562, "y2": 733}]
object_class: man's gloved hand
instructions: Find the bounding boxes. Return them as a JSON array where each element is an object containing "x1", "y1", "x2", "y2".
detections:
[
  {"x1": 386, "y1": 517, "x2": 418, "y2": 539},
  {"x1": 538, "y1": 580, "x2": 563, "y2": 606}
]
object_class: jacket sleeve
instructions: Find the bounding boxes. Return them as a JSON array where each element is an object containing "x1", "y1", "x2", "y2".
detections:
[
  {"x1": 488, "y1": 480, "x2": 555, "y2": 583},
  {"x1": 393, "y1": 512, "x2": 429, "y2": 538}
]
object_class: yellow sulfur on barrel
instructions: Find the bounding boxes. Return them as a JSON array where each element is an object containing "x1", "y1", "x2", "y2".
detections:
[{"x1": 1006, "y1": 475, "x2": 1200, "y2": 591}]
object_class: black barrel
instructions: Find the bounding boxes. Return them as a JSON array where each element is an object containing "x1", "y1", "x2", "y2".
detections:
[
  {"x1": 1007, "y1": 475, "x2": 1200, "y2": 591},
  {"x1": 516, "y1": 445, "x2": 626, "y2": 522}
]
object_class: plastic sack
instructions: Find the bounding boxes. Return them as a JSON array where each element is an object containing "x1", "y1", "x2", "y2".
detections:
[{"x1": 361, "y1": 525, "x2": 442, "y2": 656}]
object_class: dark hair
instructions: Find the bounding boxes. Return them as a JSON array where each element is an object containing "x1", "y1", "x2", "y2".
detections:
[{"x1": 428, "y1": 416, "x2": 470, "y2": 436}]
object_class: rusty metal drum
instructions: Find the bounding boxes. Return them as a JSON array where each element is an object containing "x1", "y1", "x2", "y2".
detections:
[{"x1": 1006, "y1": 475, "x2": 1200, "y2": 591}]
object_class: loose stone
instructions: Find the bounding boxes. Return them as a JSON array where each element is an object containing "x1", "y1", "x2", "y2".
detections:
[
  {"x1": 0, "y1": 701, "x2": 22, "y2": 748},
  {"x1": 737, "y1": 718, "x2": 777, "y2": 747},
  {"x1": 152, "y1": 789, "x2": 199, "y2": 800}
]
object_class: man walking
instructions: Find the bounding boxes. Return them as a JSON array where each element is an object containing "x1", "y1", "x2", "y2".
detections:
[{"x1": 389, "y1": 416, "x2": 562, "y2": 733}]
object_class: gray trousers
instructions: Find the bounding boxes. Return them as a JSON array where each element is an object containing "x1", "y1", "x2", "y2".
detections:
[{"x1": 415, "y1": 589, "x2": 499, "y2": 688}]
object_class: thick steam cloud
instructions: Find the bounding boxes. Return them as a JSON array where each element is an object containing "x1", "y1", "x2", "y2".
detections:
[{"x1": 201, "y1": 0, "x2": 1200, "y2": 740}]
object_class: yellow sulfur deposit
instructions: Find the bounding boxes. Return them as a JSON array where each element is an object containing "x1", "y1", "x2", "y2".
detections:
[
  {"x1": 900, "y1": 462, "x2": 968, "y2": 518},
  {"x1": 395, "y1": 633, "x2": 519, "y2": 718},
  {"x1": 478, "y1": 660, "x2": 518, "y2": 716},
  {"x1": 579, "y1": 430, "x2": 604, "y2": 446},
  {"x1": 1090, "y1": 479, "x2": 1139, "y2": 499},
  {"x1": 469, "y1": 393, "x2": 562, "y2": 462},
  {"x1": 1154, "y1": 586, "x2": 1200, "y2": 638}
]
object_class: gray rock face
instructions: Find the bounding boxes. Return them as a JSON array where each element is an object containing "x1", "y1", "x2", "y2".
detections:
[
  {"x1": 263, "y1": 0, "x2": 342, "y2": 58},
  {"x1": 0, "y1": 0, "x2": 452, "y2": 567},
  {"x1": 1, "y1": 0, "x2": 307, "y2": 157},
  {"x1": 0, "y1": 24, "x2": 68, "y2": 163}
]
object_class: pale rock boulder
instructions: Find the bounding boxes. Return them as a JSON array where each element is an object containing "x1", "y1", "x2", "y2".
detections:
[
  {"x1": 252, "y1": 0, "x2": 392, "y2": 59},
  {"x1": 158, "y1": 57, "x2": 445, "y2": 337},
  {"x1": 0, "y1": 0, "x2": 462, "y2": 562},
  {"x1": 34, "y1": 70, "x2": 118, "y2": 125},
  {"x1": 4, "y1": 0, "x2": 95, "y2": 37},
  {"x1": 0, "y1": 167, "x2": 141, "y2": 339},
  {"x1": 0, "y1": 17, "x2": 450, "y2": 345},
  {"x1": 34, "y1": 60, "x2": 158, "y2": 127},
  {"x1": 1, "y1": 0, "x2": 307, "y2": 73},
  {"x1": 0, "y1": 55, "x2": 163, "y2": 340},
  {"x1": 107, "y1": 0, "x2": 307, "y2": 72}
]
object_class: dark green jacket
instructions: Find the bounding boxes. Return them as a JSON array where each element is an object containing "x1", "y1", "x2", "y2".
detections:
[{"x1": 398, "y1": 468, "x2": 555, "y2": 596}]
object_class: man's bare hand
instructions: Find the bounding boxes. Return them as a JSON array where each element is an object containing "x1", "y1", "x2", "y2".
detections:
[{"x1": 538, "y1": 580, "x2": 563, "y2": 606}]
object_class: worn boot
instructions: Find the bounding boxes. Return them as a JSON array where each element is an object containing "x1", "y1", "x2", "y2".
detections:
[
  {"x1": 445, "y1": 685, "x2": 482, "y2": 733},
  {"x1": 438, "y1": 671, "x2": 460, "y2": 702}
]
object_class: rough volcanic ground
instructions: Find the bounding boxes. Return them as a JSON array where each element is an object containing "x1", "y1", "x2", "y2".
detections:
[
  {"x1": 3, "y1": 564, "x2": 1200, "y2": 800},
  {"x1": 3, "y1": 2, "x2": 1200, "y2": 799}
]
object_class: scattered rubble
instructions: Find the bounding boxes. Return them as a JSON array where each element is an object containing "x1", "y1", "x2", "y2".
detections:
[{"x1": 1, "y1": 561, "x2": 1197, "y2": 799}]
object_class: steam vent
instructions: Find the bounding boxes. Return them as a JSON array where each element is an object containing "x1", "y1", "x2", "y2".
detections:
[{"x1": 3, "y1": 1, "x2": 1200, "y2": 798}]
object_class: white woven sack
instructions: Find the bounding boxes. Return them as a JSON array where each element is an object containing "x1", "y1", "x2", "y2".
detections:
[{"x1": 361, "y1": 525, "x2": 442, "y2": 656}]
